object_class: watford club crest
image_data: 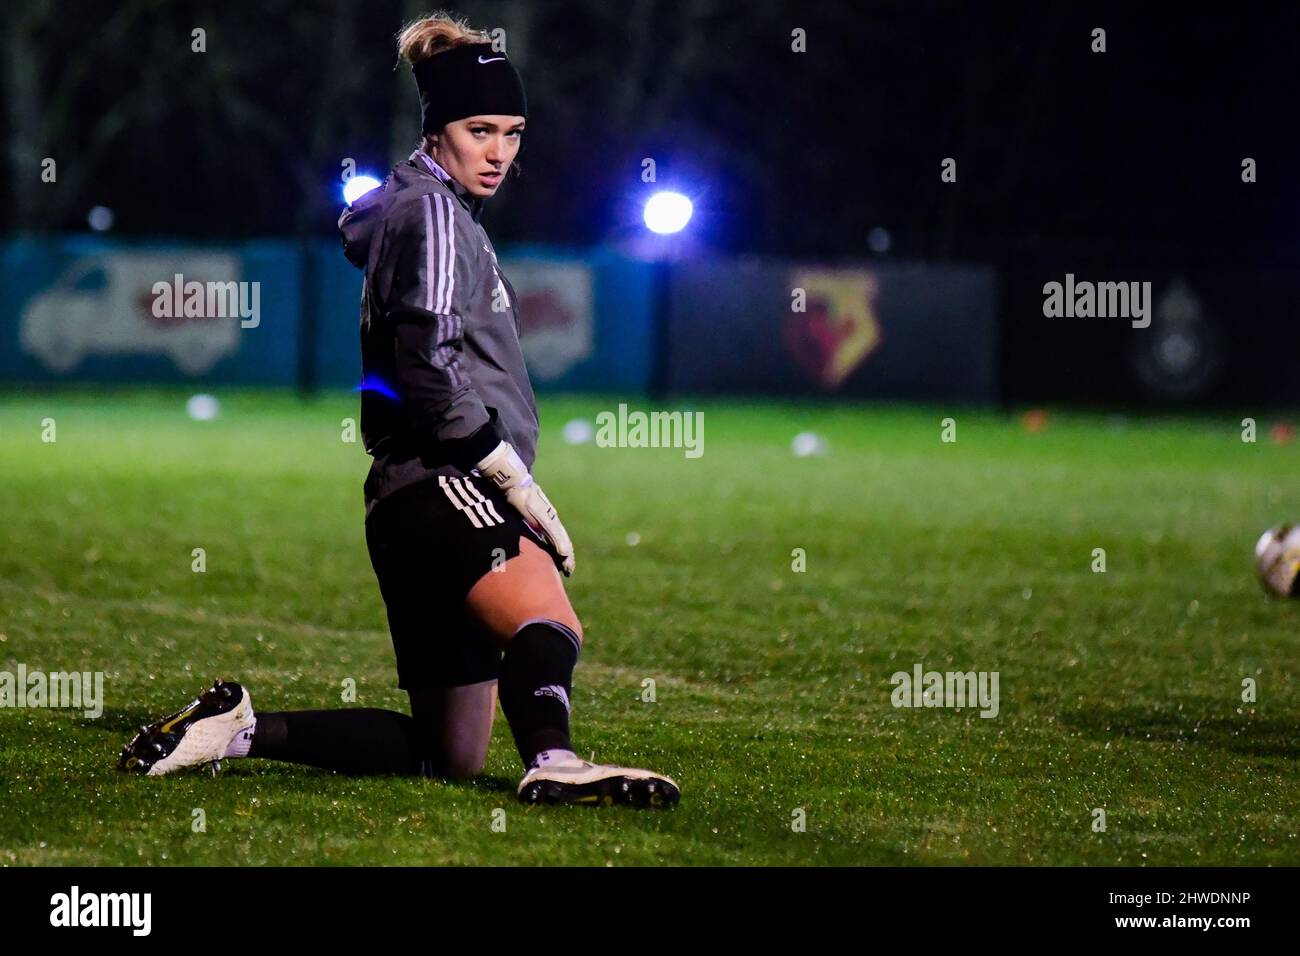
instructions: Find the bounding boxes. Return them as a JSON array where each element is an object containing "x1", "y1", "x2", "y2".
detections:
[{"x1": 782, "y1": 270, "x2": 882, "y2": 389}]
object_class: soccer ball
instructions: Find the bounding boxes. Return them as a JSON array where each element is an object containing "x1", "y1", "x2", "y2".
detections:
[{"x1": 1254, "y1": 523, "x2": 1300, "y2": 596}]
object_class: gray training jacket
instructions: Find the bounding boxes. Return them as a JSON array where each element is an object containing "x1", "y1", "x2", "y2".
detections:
[{"x1": 339, "y1": 150, "x2": 539, "y2": 516}]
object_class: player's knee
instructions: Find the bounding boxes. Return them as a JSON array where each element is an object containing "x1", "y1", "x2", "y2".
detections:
[
  {"x1": 438, "y1": 738, "x2": 489, "y2": 779},
  {"x1": 441, "y1": 753, "x2": 486, "y2": 780},
  {"x1": 516, "y1": 615, "x2": 583, "y2": 646}
]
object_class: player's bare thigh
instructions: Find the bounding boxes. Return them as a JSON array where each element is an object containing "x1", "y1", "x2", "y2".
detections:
[{"x1": 464, "y1": 535, "x2": 583, "y2": 649}]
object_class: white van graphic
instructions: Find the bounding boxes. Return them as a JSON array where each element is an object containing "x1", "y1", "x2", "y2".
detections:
[
  {"x1": 504, "y1": 259, "x2": 594, "y2": 382},
  {"x1": 20, "y1": 253, "x2": 242, "y2": 375}
]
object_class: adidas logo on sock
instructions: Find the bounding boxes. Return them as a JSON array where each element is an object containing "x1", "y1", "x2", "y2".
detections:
[{"x1": 534, "y1": 685, "x2": 570, "y2": 711}]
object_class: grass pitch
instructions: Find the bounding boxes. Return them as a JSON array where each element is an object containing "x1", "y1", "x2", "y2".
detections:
[{"x1": 1, "y1": 388, "x2": 1298, "y2": 865}]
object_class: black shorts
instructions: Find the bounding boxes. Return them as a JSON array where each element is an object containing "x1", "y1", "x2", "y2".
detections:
[{"x1": 364, "y1": 473, "x2": 544, "y2": 690}]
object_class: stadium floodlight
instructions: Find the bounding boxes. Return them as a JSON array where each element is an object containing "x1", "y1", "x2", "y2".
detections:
[
  {"x1": 343, "y1": 175, "x2": 382, "y2": 206},
  {"x1": 643, "y1": 191, "x2": 693, "y2": 235}
]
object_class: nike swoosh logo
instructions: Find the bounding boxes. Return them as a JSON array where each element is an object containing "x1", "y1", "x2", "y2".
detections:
[
  {"x1": 161, "y1": 703, "x2": 199, "y2": 733},
  {"x1": 478, "y1": 55, "x2": 505, "y2": 64}
]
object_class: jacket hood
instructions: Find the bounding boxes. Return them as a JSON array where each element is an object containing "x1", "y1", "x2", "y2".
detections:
[{"x1": 338, "y1": 178, "x2": 388, "y2": 270}]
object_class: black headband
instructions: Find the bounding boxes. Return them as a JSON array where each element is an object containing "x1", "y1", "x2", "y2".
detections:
[{"x1": 412, "y1": 43, "x2": 528, "y2": 135}]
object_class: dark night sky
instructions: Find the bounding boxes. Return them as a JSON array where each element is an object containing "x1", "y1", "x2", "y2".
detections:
[{"x1": 8, "y1": 1, "x2": 1298, "y2": 268}]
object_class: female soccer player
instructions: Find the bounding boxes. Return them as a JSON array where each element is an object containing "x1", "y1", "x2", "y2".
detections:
[{"x1": 119, "y1": 12, "x2": 679, "y2": 808}]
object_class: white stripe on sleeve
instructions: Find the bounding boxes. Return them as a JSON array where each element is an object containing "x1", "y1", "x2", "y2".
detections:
[
  {"x1": 421, "y1": 194, "x2": 434, "y2": 312},
  {"x1": 420, "y1": 192, "x2": 458, "y2": 315}
]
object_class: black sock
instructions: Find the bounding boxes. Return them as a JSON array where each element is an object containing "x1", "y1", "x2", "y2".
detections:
[
  {"x1": 497, "y1": 621, "x2": 581, "y2": 768},
  {"x1": 248, "y1": 709, "x2": 433, "y2": 776}
]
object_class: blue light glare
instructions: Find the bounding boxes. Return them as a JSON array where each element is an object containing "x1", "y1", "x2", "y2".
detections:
[
  {"x1": 343, "y1": 175, "x2": 382, "y2": 206},
  {"x1": 643, "y1": 191, "x2": 694, "y2": 234},
  {"x1": 354, "y1": 374, "x2": 399, "y2": 401}
]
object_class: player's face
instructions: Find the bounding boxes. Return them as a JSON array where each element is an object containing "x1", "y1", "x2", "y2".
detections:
[{"x1": 432, "y1": 115, "x2": 525, "y2": 197}]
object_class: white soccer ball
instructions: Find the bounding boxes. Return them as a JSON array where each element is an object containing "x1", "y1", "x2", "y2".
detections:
[{"x1": 1254, "y1": 523, "x2": 1300, "y2": 596}]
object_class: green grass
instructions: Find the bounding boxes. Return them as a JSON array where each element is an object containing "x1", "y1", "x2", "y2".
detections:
[{"x1": 1, "y1": 388, "x2": 1298, "y2": 865}]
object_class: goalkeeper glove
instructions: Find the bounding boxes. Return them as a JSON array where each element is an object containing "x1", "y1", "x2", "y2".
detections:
[{"x1": 474, "y1": 440, "x2": 575, "y2": 576}]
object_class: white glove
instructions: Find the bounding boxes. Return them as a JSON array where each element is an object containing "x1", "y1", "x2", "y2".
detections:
[{"x1": 474, "y1": 440, "x2": 575, "y2": 576}]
